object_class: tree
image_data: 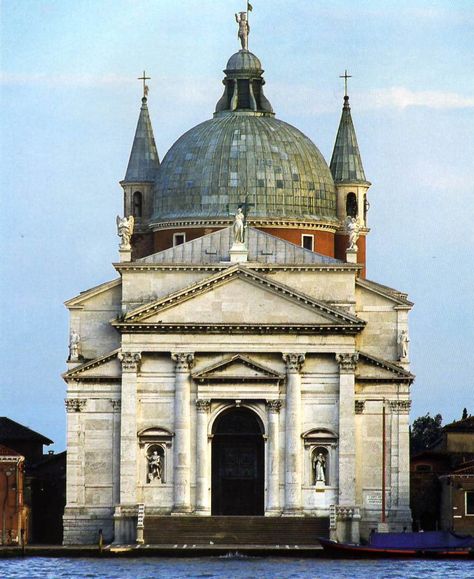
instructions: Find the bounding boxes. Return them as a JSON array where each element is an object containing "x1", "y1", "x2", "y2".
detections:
[
  {"x1": 462, "y1": 408, "x2": 468, "y2": 420},
  {"x1": 410, "y1": 413, "x2": 443, "y2": 455}
]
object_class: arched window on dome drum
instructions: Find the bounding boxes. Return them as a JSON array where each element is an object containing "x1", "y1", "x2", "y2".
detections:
[
  {"x1": 133, "y1": 191, "x2": 143, "y2": 218},
  {"x1": 346, "y1": 192, "x2": 358, "y2": 218}
]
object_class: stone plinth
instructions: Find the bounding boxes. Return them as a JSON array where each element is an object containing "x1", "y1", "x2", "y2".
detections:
[{"x1": 229, "y1": 242, "x2": 248, "y2": 262}]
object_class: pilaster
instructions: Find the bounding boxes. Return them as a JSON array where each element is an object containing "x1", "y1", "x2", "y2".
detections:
[
  {"x1": 118, "y1": 351, "x2": 141, "y2": 506},
  {"x1": 282, "y1": 353, "x2": 305, "y2": 514},
  {"x1": 171, "y1": 352, "x2": 194, "y2": 513},
  {"x1": 195, "y1": 399, "x2": 211, "y2": 514},
  {"x1": 266, "y1": 400, "x2": 282, "y2": 515}
]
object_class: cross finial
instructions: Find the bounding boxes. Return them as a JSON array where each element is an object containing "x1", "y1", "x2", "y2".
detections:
[
  {"x1": 339, "y1": 69, "x2": 352, "y2": 98},
  {"x1": 138, "y1": 70, "x2": 151, "y2": 98}
]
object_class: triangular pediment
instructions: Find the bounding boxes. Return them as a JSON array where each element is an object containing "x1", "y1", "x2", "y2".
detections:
[
  {"x1": 357, "y1": 352, "x2": 414, "y2": 382},
  {"x1": 63, "y1": 349, "x2": 121, "y2": 381},
  {"x1": 193, "y1": 354, "x2": 283, "y2": 382},
  {"x1": 115, "y1": 265, "x2": 364, "y2": 332}
]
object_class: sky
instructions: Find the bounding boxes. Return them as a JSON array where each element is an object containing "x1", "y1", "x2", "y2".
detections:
[{"x1": 1, "y1": 0, "x2": 473, "y2": 451}]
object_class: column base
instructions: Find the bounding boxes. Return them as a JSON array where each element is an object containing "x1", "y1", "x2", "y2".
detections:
[
  {"x1": 171, "y1": 508, "x2": 194, "y2": 516},
  {"x1": 282, "y1": 509, "x2": 304, "y2": 517},
  {"x1": 265, "y1": 509, "x2": 283, "y2": 517},
  {"x1": 194, "y1": 508, "x2": 211, "y2": 516}
]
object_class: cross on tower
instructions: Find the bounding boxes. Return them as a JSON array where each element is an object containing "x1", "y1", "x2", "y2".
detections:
[
  {"x1": 138, "y1": 70, "x2": 151, "y2": 98},
  {"x1": 339, "y1": 69, "x2": 352, "y2": 97}
]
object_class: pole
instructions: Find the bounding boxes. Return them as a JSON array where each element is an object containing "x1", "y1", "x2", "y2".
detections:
[{"x1": 381, "y1": 402, "x2": 386, "y2": 523}]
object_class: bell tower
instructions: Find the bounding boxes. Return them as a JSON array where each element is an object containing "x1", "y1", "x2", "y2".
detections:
[
  {"x1": 120, "y1": 72, "x2": 160, "y2": 258},
  {"x1": 330, "y1": 72, "x2": 371, "y2": 276}
]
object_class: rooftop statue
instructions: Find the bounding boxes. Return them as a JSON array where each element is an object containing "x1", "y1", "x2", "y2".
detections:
[
  {"x1": 345, "y1": 216, "x2": 360, "y2": 250},
  {"x1": 233, "y1": 207, "x2": 245, "y2": 244},
  {"x1": 116, "y1": 215, "x2": 134, "y2": 250},
  {"x1": 235, "y1": 11, "x2": 249, "y2": 51}
]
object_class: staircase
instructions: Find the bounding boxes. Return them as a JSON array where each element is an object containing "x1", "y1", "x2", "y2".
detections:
[{"x1": 144, "y1": 516, "x2": 329, "y2": 545}]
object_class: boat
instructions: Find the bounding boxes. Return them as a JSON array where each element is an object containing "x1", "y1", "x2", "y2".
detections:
[{"x1": 318, "y1": 531, "x2": 474, "y2": 558}]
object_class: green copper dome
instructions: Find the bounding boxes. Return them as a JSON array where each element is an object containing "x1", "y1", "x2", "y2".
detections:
[{"x1": 152, "y1": 50, "x2": 336, "y2": 224}]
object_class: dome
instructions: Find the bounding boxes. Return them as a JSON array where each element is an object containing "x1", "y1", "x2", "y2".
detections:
[
  {"x1": 226, "y1": 50, "x2": 262, "y2": 73},
  {"x1": 152, "y1": 113, "x2": 336, "y2": 222}
]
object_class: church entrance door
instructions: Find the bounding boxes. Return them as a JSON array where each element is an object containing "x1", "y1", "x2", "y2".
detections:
[{"x1": 211, "y1": 407, "x2": 264, "y2": 516}]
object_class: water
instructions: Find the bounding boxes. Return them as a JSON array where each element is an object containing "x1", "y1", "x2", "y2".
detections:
[{"x1": 1, "y1": 556, "x2": 474, "y2": 579}]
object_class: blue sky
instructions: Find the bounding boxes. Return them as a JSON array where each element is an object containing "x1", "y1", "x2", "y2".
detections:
[{"x1": 1, "y1": 0, "x2": 473, "y2": 449}]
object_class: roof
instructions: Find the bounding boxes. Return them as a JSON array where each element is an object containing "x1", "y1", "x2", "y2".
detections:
[
  {"x1": 443, "y1": 416, "x2": 474, "y2": 432},
  {"x1": 0, "y1": 417, "x2": 53, "y2": 445},
  {"x1": 136, "y1": 226, "x2": 343, "y2": 266},
  {"x1": 123, "y1": 96, "x2": 160, "y2": 182},
  {"x1": 330, "y1": 96, "x2": 369, "y2": 184}
]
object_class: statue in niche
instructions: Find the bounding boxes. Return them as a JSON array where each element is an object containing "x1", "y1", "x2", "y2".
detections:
[
  {"x1": 235, "y1": 12, "x2": 250, "y2": 51},
  {"x1": 399, "y1": 330, "x2": 410, "y2": 360},
  {"x1": 233, "y1": 207, "x2": 245, "y2": 244},
  {"x1": 345, "y1": 216, "x2": 360, "y2": 250},
  {"x1": 147, "y1": 448, "x2": 163, "y2": 483},
  {"x1": 69, "y1": 330, "x2": 81, "y2": 361},
  {"x1": 312, "y1": 450, "x2": 327, "y2": 485},
  {"x1": 116, "y1": 215, "x2": 134, "y2": 250}
]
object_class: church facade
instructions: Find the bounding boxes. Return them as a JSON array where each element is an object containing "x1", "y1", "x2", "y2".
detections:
[{"x1": 63, "y1": 18, "x2": 413, "y2": 545}]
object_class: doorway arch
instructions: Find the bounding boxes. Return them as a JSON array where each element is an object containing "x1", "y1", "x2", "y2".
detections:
[{"x1": 211, "y1": 407, "x2": 265, "y2": 515}]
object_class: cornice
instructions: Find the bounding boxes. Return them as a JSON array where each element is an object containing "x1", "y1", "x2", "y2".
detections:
[
  {"x1": 357, "y1": 351, "x2": 415, "y2": 382},
  {"x1": 148, "y1": 218, "x2": 339, "y2": 232},
  {"x1": 114, "y1": 262, "x2": 361, "y2": 273},
  {"x1": 112, "y1": 322, "x2": 363, "y2": 334},
  {"x1": 65, "y1": 278, "x2": 121, "y2": 308},
  {"x1": 62, "y1": 349, "x2": 120, "y2": 380}
]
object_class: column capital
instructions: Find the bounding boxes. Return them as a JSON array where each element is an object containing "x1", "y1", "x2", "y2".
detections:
[
  {"x1": 266, "y1": 400, "x2": 282, "y2": 413},
  {"x1": 282, "y1": 353, "x2": 305, "y2": 373},
  {"x1": 65, "y1": 398, "x2": 86, "y2": 413},
  {"x1": 118, "y1": 350, "x2": 141, "y2": 372},
  {"x1": 196, "y1": 399, "x2": 211, "y2": 413},
  {"x1": 389, "y1": 400, "x2": 411, "y2": 414},
  {"x1": 171, "y1": 352, "x2": 195, "y2": 372},
  {"x1": 336, "y1": 352, "x2": 359, "y2": 373}
]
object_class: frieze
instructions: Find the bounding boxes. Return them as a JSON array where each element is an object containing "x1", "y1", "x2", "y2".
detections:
[
  {"x1": 389, "y1": 400, "x2": 411, "y2": 414},
  {"x1": 336, "y1": 352, "x2": 359, "y2": 372},
  {"x1": 282, "y1": 353, "x2": 305, "y2": 373},
  {"x1": 172, "y1": 352, "x2": 195, "y2": 372},
  {"x1": 65, "y1": 399, "x2": 87, "y2": 413},
  {"x1": 266, "y1": 400, "x2": 282, "y2": 413},
  {"x1": 118, "y1": 351, "x2": 141, "y2": 372}
]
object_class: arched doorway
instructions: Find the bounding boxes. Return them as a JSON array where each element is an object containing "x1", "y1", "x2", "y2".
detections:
[{"x1": 211, "y1": 407, "x2": 265, "y2": 516}]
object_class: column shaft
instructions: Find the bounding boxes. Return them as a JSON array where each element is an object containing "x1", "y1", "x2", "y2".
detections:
[
  {"x1": 266, "y1": 400, "x2": 281, "y2": 513},
  {"x1": 195, "y1": 400, "x2": 210, "y2": 513}
]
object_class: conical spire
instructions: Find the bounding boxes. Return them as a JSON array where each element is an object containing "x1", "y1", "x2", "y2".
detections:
[
  {"x1": 330, "y1": 95, "x2": 368, "y2": 184},
  {"x1": 124, "y1": 95, "x2": 160, "y2": 182}
]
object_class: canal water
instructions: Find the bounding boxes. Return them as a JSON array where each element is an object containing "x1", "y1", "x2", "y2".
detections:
[{"x1": 1, "y1": 556, "x2": 474, "y2": 579}]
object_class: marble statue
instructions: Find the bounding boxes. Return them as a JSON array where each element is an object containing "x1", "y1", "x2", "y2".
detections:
[
  {"x1": 346, "y1": 216, "x2": 360, "y2": 250},
  {"x1": 116, "y1": 215, "x2": 134, "y2": 250},
  {"x1": 399, "y1": 330, "x2": 410, "y2": 360},
  {"x1": 233, "y1": 207, "x2": 245, "y2": 244},
  {"x1": 235, "y1": 12, "x2": 249, "y2": 51},
  {"x1": 313, "y1": 451, "x2": 327, "y2": 484},
  {"x1": 69, "y1": 330, "x2": 81, "y2": 361},
  {"x1": 147, "y1": 450, "x2": 163, "y2": 483}
]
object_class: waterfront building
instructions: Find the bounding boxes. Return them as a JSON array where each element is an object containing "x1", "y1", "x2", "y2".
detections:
[{"x1": 63, "y1": 13, "x2": 413, "y2": 545}]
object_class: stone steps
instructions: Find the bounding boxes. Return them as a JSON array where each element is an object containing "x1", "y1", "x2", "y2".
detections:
[{"x1": 144, "y1": 516, "x2": 329, "y2": 545}]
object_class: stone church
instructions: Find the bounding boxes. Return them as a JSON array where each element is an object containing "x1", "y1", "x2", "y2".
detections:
[{"x1": 63, "y1": 16, "x2": 414, "y2": 545}]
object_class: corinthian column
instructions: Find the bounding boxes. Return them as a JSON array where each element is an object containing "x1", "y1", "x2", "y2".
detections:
[
  {"x1": 282, "y1": 353, "x2": 305, "y2": 514},
  {"x1": 118, "y1": 350, "x2": 141, "y2": 506},
  {"x1": 171, "y1": 352, "x2": 194, "y2": 513},
  {"x1": 336, "y1": 353, "x2": 358, "y2": 506},
  {"x1": 195, "y1": 399, "x2": 211, "y2": 514},
  {"x1": 266, "y1": 400, "x2": 282, "y2": 515}
]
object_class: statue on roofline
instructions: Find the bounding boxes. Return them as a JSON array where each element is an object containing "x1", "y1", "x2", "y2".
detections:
[
  {"x1": 235, "y1": 11, "x2": 249, "y2": 51},
  {"x1": 345, "y1": 216, "x2": 360, "y2": 250},
  {"x1": 116, "y1": 215, "x2": 134, "y2": 250}
]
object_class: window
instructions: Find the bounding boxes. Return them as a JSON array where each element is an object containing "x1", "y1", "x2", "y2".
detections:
[
  {"x1": 466, "y1": 491, "x2": 474, "y2": 515},
  {"x1": 173, "y1": 232, "x2": 186, "y2": 246},
  {"x1": 133, "y1": 191, "x2": 143, "y2": 218},
  {"x1": 346, "y1": 192, "x2": 358, "y2": 218},
  {"x1": 302, "y1": 234, "x2": 314, "y2": 251}
]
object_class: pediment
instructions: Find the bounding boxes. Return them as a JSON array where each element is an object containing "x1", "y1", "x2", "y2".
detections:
[
  {"x1": 115, "y1": 265, "x2": 364, "y2": 333},
  {"x1": 63, "y1": 350, "x2": 121, "y2": 381},
  {"x1": 357, "y1": 352, "x2": 414, "y2": 382},
  {"x1": 193, "y1": 354, "x2": 283, "y2": 382}
]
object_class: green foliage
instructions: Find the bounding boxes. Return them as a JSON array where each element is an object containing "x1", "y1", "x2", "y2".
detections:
[
  {"x1": 462, "y1": 407, "x2": 468, "y2": 420},
  {"x1": 410, "y1": 413, "x2": 443, "y2": 455}
]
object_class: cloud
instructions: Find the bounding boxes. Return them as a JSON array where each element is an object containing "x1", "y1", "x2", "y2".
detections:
[{"x1": 365, "y1": 87, "x2": 474, "y2": 110}]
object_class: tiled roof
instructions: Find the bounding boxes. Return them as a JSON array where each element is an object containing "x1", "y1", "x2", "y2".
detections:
[
  {"x1": 0, "y1": 443, "x2": 23, "y2": 457},
  {"x1": 0, "y1": 417, "x2": 53, "y2": 445},
  {"x1": 330, "y1": 96, "x2": 368, "y2": 184},
  {"x1": 124, "y1": 97, "x2": 160, "y2": 182},
  {"x1": 444, "y1": 416, "x2": 474, "y2": 432}
]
